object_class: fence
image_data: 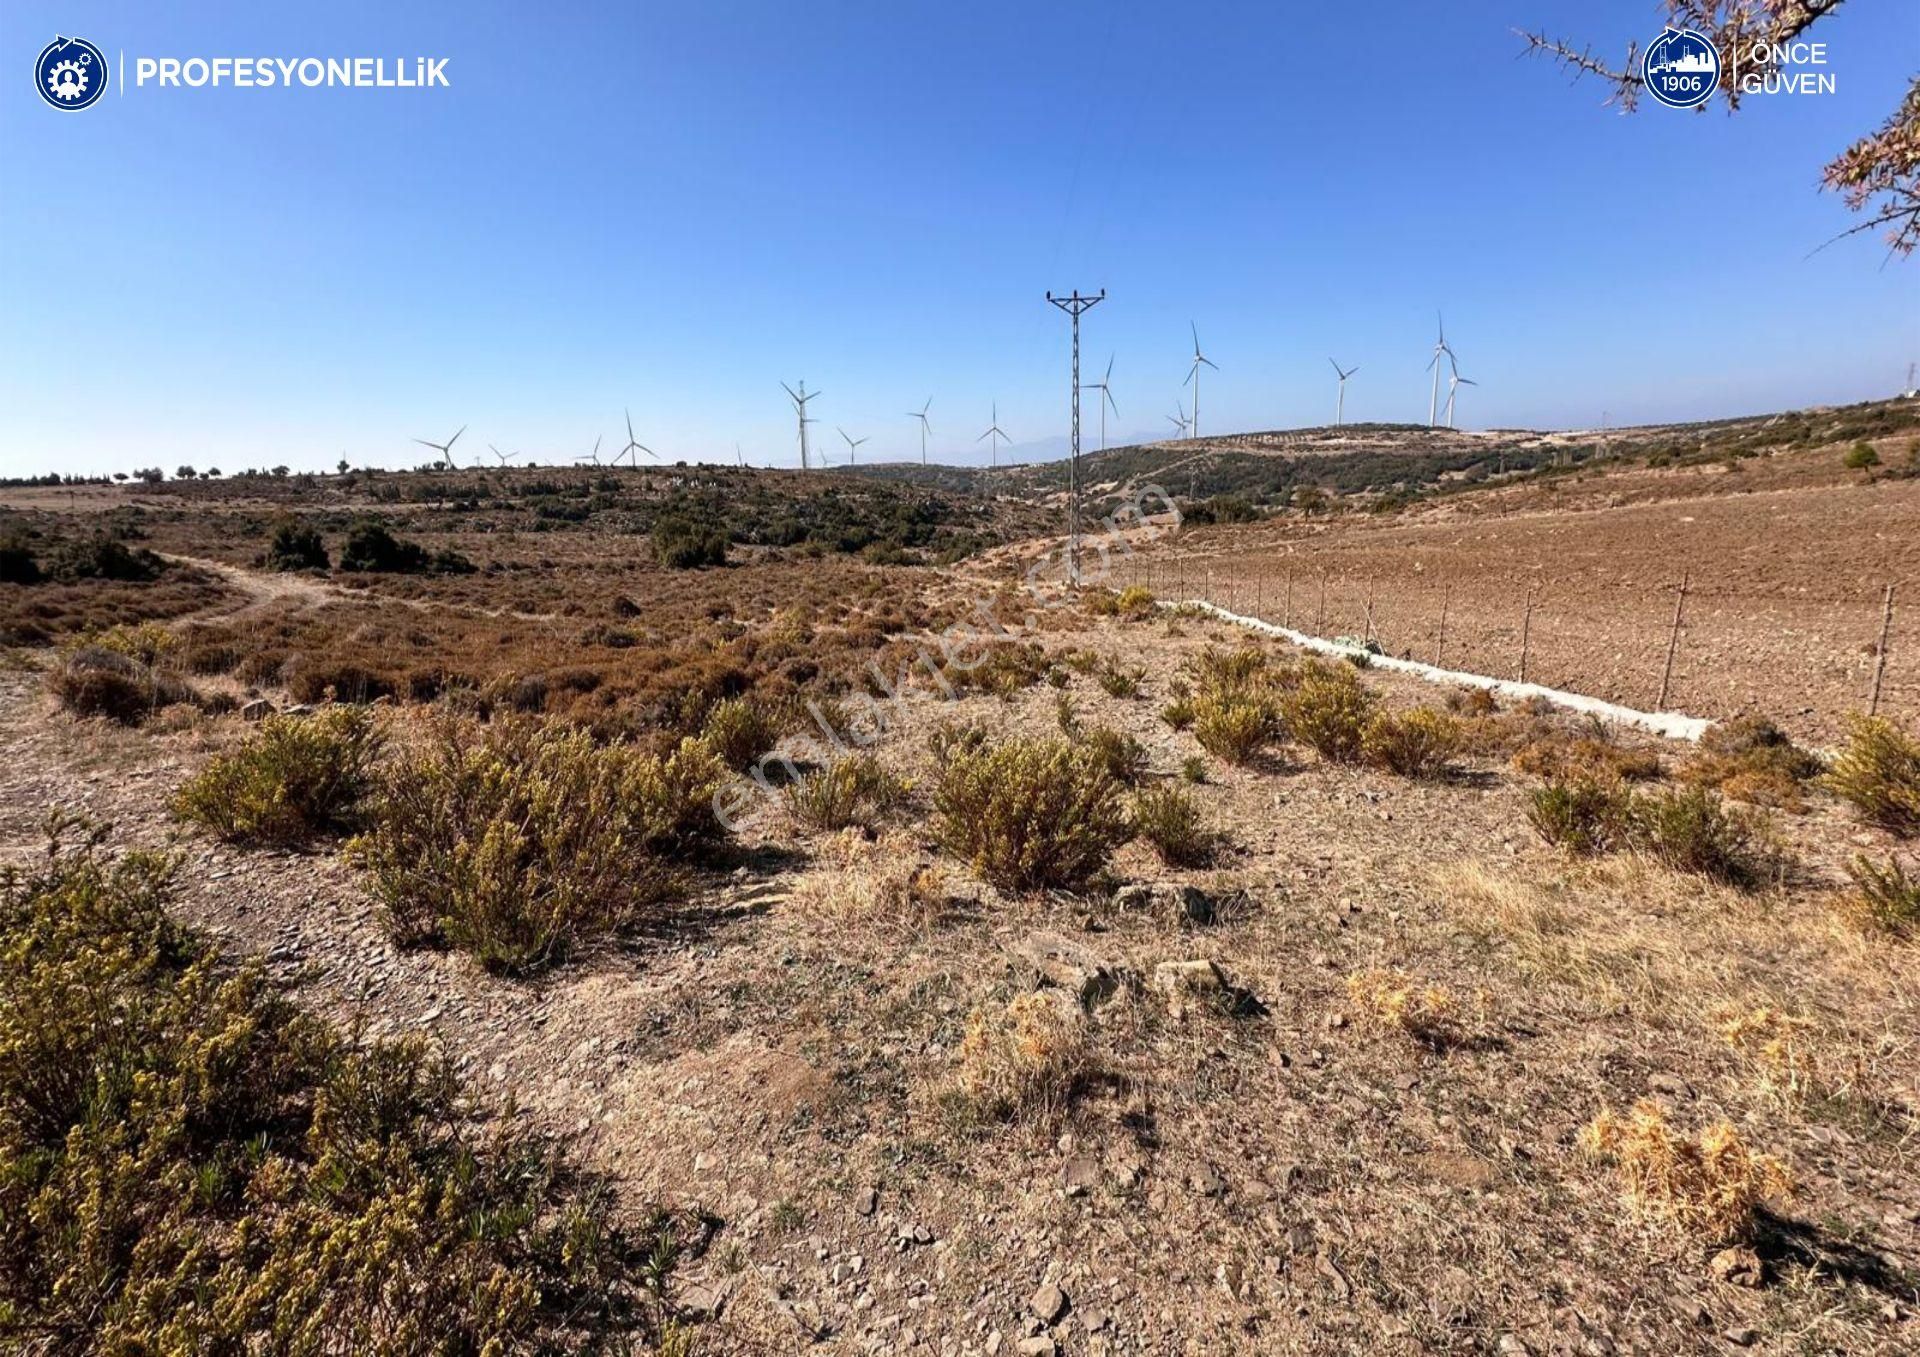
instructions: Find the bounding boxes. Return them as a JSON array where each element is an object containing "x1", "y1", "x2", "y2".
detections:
[{"x1": 1122, "y1": 548, "x2": 1909, "y2": 737}]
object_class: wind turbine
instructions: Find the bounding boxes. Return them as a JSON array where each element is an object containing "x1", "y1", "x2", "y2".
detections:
[
  {"x1": 1443, "y1": 369, "x2": 1478, "y2": 429},
  {"x1": 487, "y1": 443, "x2": 521, "y2": 467},
  {"x1": 906, "y1": 398, "x2": 933, "y2": 464},
  {"x1": 617, "y1": 408, "x2": 658, "y2": 466},
  {"x1": 1166, "y1": 402, "x2": 1191, "y2": 439},
  {"x1": 734, "y1": 441, "x2": 745, "y2": 468},
  {"x1": 412, "y1": 424, "x2": 466, "y2": 469},
  {"x1": 1425, "y1": 313, "x2": 1455, "y2": 428},
  {"x1": 1329, "y1": 359, "x2": 1358, "y2": 427},
  {"x1": 838, "y1": 427, "x2": 869, "y2": 466},
  {"x1": 1184, "y1": 324, "x2": 1217, "y2": 438},
  {"x1": 781, "y1": 381, "x2": 819, "y2": 470},
  {"x1": 1080, "y1": 355, "x2": 1118, "y2": 451},
  {"x1": 976, "y1": 403, "x2": 1011, "y2": 469},
  {"x1": 575, "y1": 434, "x2": 604, "y2": 466}
]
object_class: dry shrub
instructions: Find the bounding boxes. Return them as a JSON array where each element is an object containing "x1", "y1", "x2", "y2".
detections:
[
  {"x1": 1115, "y1": 585, "x2": 1156, "y2": 617},
  {"x1": 1082, "y1": 724, "x2": 1148, "y2": 785},
  {"x1": 1446, "y1": 686, "x2": 1498, "y2": 717},
  {"x1": 1131, "y1": 784, "x2": 1218, "y2": 866},
  {"x1": 1579, "y1": 1101, "x2": 1791, "y2": 1241},
  {"x1": 1631, "y1": 785, "x2": 1774, "y2": 888},
  {"x1": 48, "y1": 646, "x2": 197, "y2": 724},
  {"x1": 282, "y1": 655, "x2": 394, "y2": 705},
  {"x1": 701, "y1": 694, "x2": 783, "y2": 771},
  {"x1": 956, "y1": 990, "x2": 1089, "y2": 1121},
  {"x1": 173, "y1": 707, "x2": 382, "y2": 846},
  {"x1": 1681, "y1": 715, "x2": 1823, "y2": 810},
  {"x1": 1512, "y1": 730, "x2": 1661, "y2": 783},
  {"x1": 1362, "y1": 707, "x2": 1460, "y2": 779},
  {"x1": 794, "y1": 830, "x2": 952, "y2": 933},
  {"x1": 0, "y1": 828, "x2": 643, "y2": 1352},
  {"x1": 1823, "y1": 714, "x2": 1920, "y2": 836},
  {"x1": 1191, "y1": 692, "x2": 1282, "y2": 764},
  {"x1": 1834, "y1": 854, "x2": 1920, "y2": 938},
  {"x1": 784, "y1": 752, "x2": 908, "y2": 831},
  {"x1": 1346, "y1": 968, "x2": 1466, "y2": 1048},
  {"x1": 351, "y1": 717, "x2": 726, "y2": 974},
  {"x1": 933, "y1": 737, "x2": 1132, "y2": 892},
  {"x1": 1159, "y1": 695, "x2": 1195, "y2": 731},
  {"x1": 1718, "y1": 1006, "x2": 1821, "y2": 1103},
  {"x1": 1095, "y1": 658, "x2": 1146, "y2": 699},
  {"x1": 1281, "y1": 660, "x2": 1378, "y2": 763},
  {"x1": 948, "y1": 642, "x2": 1053, "y2": 697}
]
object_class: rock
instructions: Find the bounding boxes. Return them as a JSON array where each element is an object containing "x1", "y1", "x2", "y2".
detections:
[
  {"x1": 1009, "y1": 932, "x2": 1131, "y2": 1009},
  {"x1": 1189, "y1": 1164, "x2": 1226, "y2": 1197},
  {"x1": 1029, "y1": 1282, "x2": 1068, "y2": 1324},
  {"x1": 1060, "y1": 1155, "x2": 1100, "y2": 1198},
  {"x1": 1647, "y1": 1072, "x2": 1694, "y2": 1099},
  {"x1": 1112, "y1": 881, "x2": 1217, "y2": 926},
  {"x1": 1496, "y1": 1335, "x2": 1534, "y2": 1357},
  {"x1": 240, "y1": 698, "x2": 274, "y2": 721},
  {"x1": 676, "y1": 1278, "x2": 730, "y2": 1321},
  {"x1": 1153, "y1": 959, "x2": 1225, "y2": 1019},
  {"x1": 856, "y1": 1186, "x2": 879, "y2": 1217},
  {"x1": 1016, "y1": 1338, "x2": 1057, "y2": 1357},
  {"x1": 1723, "y1": 1327, "x2": 1759, "y2": 1347},
  {"x1": 1708, "y1": 1245, "x2": 1765, "y2": 1288}
]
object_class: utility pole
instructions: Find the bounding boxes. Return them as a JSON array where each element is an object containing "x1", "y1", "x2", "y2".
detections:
[{"x1": 1048, "y1": 289, "x2": 1104, "y2": 582}]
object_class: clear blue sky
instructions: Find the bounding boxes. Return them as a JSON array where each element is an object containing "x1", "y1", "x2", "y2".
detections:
[{"x1": 3, "y1": 1, "x2": 1916, "y2": 476}]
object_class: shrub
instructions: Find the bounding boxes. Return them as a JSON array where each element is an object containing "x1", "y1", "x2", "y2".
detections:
[
  {"x1": 1835, "y1": 854, "x2": 1920, "y2": 938},
  {"x1": 172, "y1": 708, "x2": 382, "y2": 846},
  {"x1": 1191, "y1": 693, "x2": 1281, "y2": 764},
  {"x1": 1681, "y1": 715, "x2": 1823, "y2": 809},
  {"x1": 0, "y1": 828, "x2": 646, "y2": 1352},
  {"x1": 1362, "y1": 708, "x2": 1460, "y2": 779},
  {"x1": 1096, "y1": 659, "x2": 1146, "y2": 699},
  {"x1": 1512, "y1": 730, "x2": 1662, "y2": 783},
  {"x1": 1083, "y1": 724, "x2": 1148, "y2": 785},
  {"x1": 264, "y1": 517, "x2": 329, "y2": 571},
  {"x1": 338, "y1": 519, "x2": 429, "y2": 572},
  {"x1": 1824, "y1": 714, "x2": 1920, "y2": 836},
  {"x1": 654, "y1": 516, "x2": 729, "y2": 569},
  {"x1": 52, "y1": 534, "x2": 162, "y2": 581},
  {"x1": 949, "y1": 642, "x2": 1053, "y2": 697},
  {"x1": 784, "y1": 752, "x2": 908, "y2": 831},
  {"x1": 1630, "y1": 786, "x2": 1773, "y2": 888},
  {"x1": 1843, "y1": 442, "x2": 1880, "y2": 470},
  {"x1": 701, "y1": 694, "x2": 783, "y2": 771},
  {"x1": 1579, "y1": 1100, "x2": 1791, "y2": 1241},
  {"x1": 1528, "y1": 778, "x2": 1632, "y2": 857},
  {"x1": 282, "y1": 656, "x2": 394, "y2": 705},
  {"x1": 956, "y1": 990, "x2": 1089, "y2": 1121},
  {"x1": 48, "y1": 646, "x2": 196, "y2": 724},
  {"x1": 1281, "y1": 661, "x2": 1378, "y2": 763},
  {"x1": 351, "y1": 718, "x2": 726, "y2": 973},
  {"x1": 1115, "y1": 585, "x2": 1156, "y2": 617},
  {"x1": 1346, "y1": 968, "x2": 1464, "y2": 1048},
  {"x1": 0, "y1": 537, "x2": 41, "y2": 584},
  {"x1": 1132, "y1": 784, "x2": 1218, "y2": 866},
  {"x1": 1159, "y1": 695, "x2": 1196, "y2": 730},
  {"x1": 933, "y1": 737, "x2": 1132, "y2": 891},
  {"x1": 1180, "y1": 755, "x2": 1207, "y2": 784}
]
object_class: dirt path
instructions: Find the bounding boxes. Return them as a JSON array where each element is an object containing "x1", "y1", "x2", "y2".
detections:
[{"x1": 160, "y1": 552, "x2": 565, "y2": 625}]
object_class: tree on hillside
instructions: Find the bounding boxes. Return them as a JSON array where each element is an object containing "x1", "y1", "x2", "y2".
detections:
[{"x1": 1519, "y1": 1, "x2": 1918, "y2": 256}]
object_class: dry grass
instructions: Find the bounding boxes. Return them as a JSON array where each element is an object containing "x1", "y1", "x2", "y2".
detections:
[
  {"x1": 792, "y1": 830, "x2": 953, "y2": 935},
  {"x1": 955, "y1": 990, "x2": 1090, "y2": 1122},
  {"x1": 1345, "y1": 967, "x2": 1469, "y2": 1048},
  {"x1": 1579, "y1": 1100, "x2": 1791, "y2": 1242}
]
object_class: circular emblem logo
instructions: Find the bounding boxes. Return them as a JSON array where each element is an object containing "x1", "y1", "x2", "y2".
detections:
[
  {"x1": 35, "y1": 36, "x2": 108, "y2": 111},
  {"x1": 1642, "y1": 27, "x2": 1720, "y2": 109}
]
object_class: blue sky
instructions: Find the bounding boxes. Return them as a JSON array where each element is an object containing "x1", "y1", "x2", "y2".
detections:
[{"x1": 2, "y1": 1, "x2": 1916, "y2": 477}]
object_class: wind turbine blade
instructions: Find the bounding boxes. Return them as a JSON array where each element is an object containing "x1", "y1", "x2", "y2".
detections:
[
  {"x1": 412, "y1": 438, "x2": 438, "y2": 450},
  {"x1": 1348, "y1": 367, "x2": 1359, "y2": 378},
  {"x1": 781, "y1": 381, "x2": 800, "y2": 403},
  {"x1": 1104, "y1": 388, "x2": 1118, "y2": 416},
  {"x1": 1184, "y1": 366, "x2": 1195, "y2": 386},
  {"x1": 1459, "y1": 378, "x2": 1478, "y2": 386},
  {"x1": 626, "y1": 409, "x2": 636, "y2": 441},
  {"x1": 1104, "y1": 354, "x2": 1115, "y2": 383},
  {"x1": 447, "y1": 426, "x2": 466, "y2": 448},
  {"x1": 1201, "y1": 356, "x2": 1218, "y2": 371},
  {"x1": 1329, "y1": 358, "x2": 1342, "y2": 376}
]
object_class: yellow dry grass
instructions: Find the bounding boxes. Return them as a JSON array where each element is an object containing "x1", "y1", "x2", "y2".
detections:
[{"x1": 1579, "y1": 1100, "x2": 1791, "y2": 1241}]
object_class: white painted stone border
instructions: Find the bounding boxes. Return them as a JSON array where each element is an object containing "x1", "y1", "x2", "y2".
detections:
[{"x1": 1169, "y1": 599, "x2": 1714, "y2": 743}]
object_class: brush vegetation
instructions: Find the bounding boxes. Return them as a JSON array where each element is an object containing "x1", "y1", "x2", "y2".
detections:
[
  {"x1": 172, "y1": 707, "x2": 382, "y2": 847},
  {"x1": 933, "y1": 736, "x2": 1132, "y2": 891}
]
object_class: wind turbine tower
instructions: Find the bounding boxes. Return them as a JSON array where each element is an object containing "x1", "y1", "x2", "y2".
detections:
[
  {"x1": 1185, "y1": 323, "x2": 1217, "y2": 438},
  {"x1": 412, "y1": 424, "x2": 466, "y2": 469},
  {"x1": 1425, "y1": 314, "x2": 1455, "y2": 428},
  {"x1": 837, "y1": 427, "x2": 869, "y2": 466},
  {"x1": 976, "y1": 403, "x2": 1011, "y2": 469},
  {"x1": 1444, "y1": 369, "x2": 1478, "y2": 429},
  {"x1": 1329, "y1": 360, "x2": 1358, "y2": 427},
  {"x1": 906, "y1": 398, "x2": 933, "y2": 464},
  {"x1": 782, "y1": 381, "x2": 820, "y2": 470},
  {"x1": 1081, "y1": 355, "x2": 1118, "y2": 452},
  {"x1": 617, "y1": 409, "x2": 657, "y2": 466}
]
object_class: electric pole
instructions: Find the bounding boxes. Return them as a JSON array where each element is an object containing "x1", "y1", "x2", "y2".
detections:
[{"x1": 1047, "y1": 288, "x2": 1104, "y2": 582}]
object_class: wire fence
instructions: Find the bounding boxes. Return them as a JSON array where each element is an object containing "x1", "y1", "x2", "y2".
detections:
[{"x1": 1121, "y1": 547, "x2": 1911, "y2": 735}]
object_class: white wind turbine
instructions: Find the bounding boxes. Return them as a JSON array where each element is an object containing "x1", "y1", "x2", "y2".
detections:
[
  {"x1": 976, "y1": 403, "x2": 1011, "y2": 469},
  {"x1": 906, "y1": 397, "x2": 933, "y2": 464},
  {"x1": 616, "y1": 408, "x2": 658, "y2": 466},
  {"x1": 1425, "y1": 313, "x2": 1455, "y2": 428},
  {"x1": 1443, "y1": 368, "x2": 1478, "y2": 429},
  {"x1": 781, "y1": 381, "x2": 820, "y2": 470},
  {"x1": 576, "y1": 434, "x2": 603, "y2": 466},
  {"x1": 1166, "y1": 401, "x2": 1191, "y2": 439},
  {"x1": 487, "y1": 443, "x2": 522, "y2": 467},
  {"x1": 1080, "y1": 355, "x2": 1118, "y2": 452},
  {"x1": 1184, "y1": 323, "x2": 1217, "y2": 437},
  {"x1": 412, "y1": 424, "x2": 466, "y2": 469},
  {"x1": 1329, "y1": 359, "x2": 1358, "y2": 427},
  {"x1": 838, "y1": 427, "x2": 869, "y2": 466}
]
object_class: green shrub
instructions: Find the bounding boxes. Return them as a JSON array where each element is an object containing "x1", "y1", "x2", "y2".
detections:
[
  {"x1": 1363, "y1": 708, "x2": 1460, "y2": 779},
  {"x1": 1630, "y1": 786, "x2": 1772, "y2": 887},
  {"x1": 1529, "y1": 778, "x2": 1632, "y2": 857},
  {"x1": 1180, "y1": 755, "x2": 1207, "y2": 783},
  {"x1": 338, "y1": 519, "x2": 427, "y2": 572},
  {"x1": 1096, "y1": 659, "x2": 1146, "y2": 699},
  {"x1": 784, "y1": 752, "x2": 908, "y2": 830},
  {"x1": 933, "y1": 737, "x2": 1132, "y2": 891},
  {"x1": 1824, "y1": 714, "x2": 1920, "y2": 836},
  {"x1": 1160, "y1": 696, "x2": 1196, "y2": 730},
  {"x1": 701, "y1": 694, "x2": 783, "y2": 771},
  {"x1": 1191, "y1": 692, "x2": 1281, "y2": 764},
  {"x1": 950, "y1": 643, "x2": 1054, "y2": 697},
  {"x1": 48, "y1": 646, "x2": 196, "y2": 724},
  {"x1": 1838, "y1": 855, "x2": 1920, "y2": 937},
  {"x1": 1115, "y1": 585, "x2": 1156, "y2": 617},
  {"x1": 173, "y1": 708, "x2": 382, "y2": 846},
  {"x1": 264, "y1": 517, "x2": 329, "y2": 571},
  {"x1": 1132, "y1": 784, "x2": 1218, "y2": 866},
  {"x1": 1082, "y1": 724, "x2": 1148, "y2": 785},
  {"x1": 351, "y1": 718, "x2": 726, "y2": 973},
  {"x1": 52, "y1": 535, "x2": 162, "y2": 581},
  {"x1": 0, "y1": 537, "x2": 41, "y2": 584},
  {"x1": 1843, "y1": 442, "x2": 1880, "y2": 470},
  {"x1": 0, "y1": 825, "x2": 648, "y2": 1352},
  {"x1": 1282, "y1": 661, "x2": 1378, "y2": 762},
  {"x1": 654, "y1": 516, "x2": 729, "y2": 569}
]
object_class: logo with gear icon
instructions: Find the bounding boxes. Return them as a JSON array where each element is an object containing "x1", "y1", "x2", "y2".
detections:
[{"x1": 36, "y1": 35, "x2": 109, "y2": 111}]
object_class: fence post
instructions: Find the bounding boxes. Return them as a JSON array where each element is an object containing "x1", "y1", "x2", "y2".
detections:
[
  {"x1": 1656, "y1": 571, "x2": 1690, "y2": 711},
  {"x1": 1316, "y1": 573, "x2": 1327, "y2": 633},
  {"x1": 1436, "y1": 583, "x2": 1450, "y2": 669},
  {"x1": 1870, "y1": 583, "x2": 1896, "y2": 717},
  {"x1": 1518, "y1": 587, "x2": 1534, "y2": 684},
  {"x1": 1255, "y1": 570, "x2": 1264, "y2": 619},
  {"x1": 1284, "y1": 568, "x2": 1294, "y2": 630},
  {"x1": 1363, "y1": 577, "x2": 1377, "y2": 647}
]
